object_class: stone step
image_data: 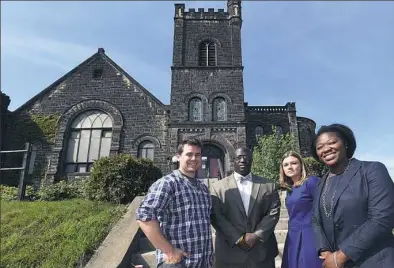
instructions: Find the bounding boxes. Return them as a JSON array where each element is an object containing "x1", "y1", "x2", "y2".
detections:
[
  {"x1": 132, "y1": 243, "x2": 286, "y2": 267},
  {"x1": 280, "y1": 208, "x2": 288, "y2": 218},
  {"x1": 132, "y1": 250, "x2": 283, "y2": 268},
  {"x1": 274, "y1": 230, "x2": 288, "y2": 244},
  {"x1": 131, "y1": 251, "x2": 156, "y2": 268},
  {"x1": 275, "y1": 218, "x2": 289, "y2": 230}
]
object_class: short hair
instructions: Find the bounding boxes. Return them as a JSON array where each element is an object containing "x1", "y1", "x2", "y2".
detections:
[
  {"x1": 311, "y1": 123, "x2": 357, "y2": 161},
  {"x1": 176, "y1": 137, "x2": 203, "y2": 155},
  {"x1": 279, "y1": 151, "x2": 309, "y2": 190}
]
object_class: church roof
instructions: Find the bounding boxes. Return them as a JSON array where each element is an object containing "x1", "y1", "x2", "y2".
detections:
[{"x1": 14, "y1": 48, "x2": 166, "y2": 114}]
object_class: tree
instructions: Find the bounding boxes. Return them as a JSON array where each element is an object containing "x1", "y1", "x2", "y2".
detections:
[
  {"x1": 304, "y1": 157, "x2": 328, "y2": 177},
  {"x1": 252, "y1": 126, "x2": 294, "y2": 183}
]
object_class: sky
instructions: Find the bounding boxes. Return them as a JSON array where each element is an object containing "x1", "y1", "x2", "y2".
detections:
[{"x1": 1, "y1": 1, "x2": 393, "y2": 176}]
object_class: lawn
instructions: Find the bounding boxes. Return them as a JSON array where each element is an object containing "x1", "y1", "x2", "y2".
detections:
[{"x1": 0, "y1": 199, "x2": 126, "y2": 268}]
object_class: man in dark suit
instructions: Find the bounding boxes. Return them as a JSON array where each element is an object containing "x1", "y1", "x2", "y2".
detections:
[{"x1": 211, "y1": 147, "x2": 281, "y2": 268}]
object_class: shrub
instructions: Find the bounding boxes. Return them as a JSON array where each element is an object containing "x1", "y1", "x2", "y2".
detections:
[
  {"x1": 304, "y1": 157, "x2": 328, "y2": 178},
  {"x1": 252, "y1": 126, "x2": 294, "y2": 183},
  {"x1": 38, "y1": 180, "x2": 86, "y2": 201},
  {"x1": 84, "y1": 154, "x2": 162, "y2": 204},
  {"x1": 0, "y1": 185, "x2": 37, "y2": 201}
]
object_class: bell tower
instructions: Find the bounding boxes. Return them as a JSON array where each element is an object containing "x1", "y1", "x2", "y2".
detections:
[{"x1": 169, "y1": 0, "x2": 247, "y2": 176}]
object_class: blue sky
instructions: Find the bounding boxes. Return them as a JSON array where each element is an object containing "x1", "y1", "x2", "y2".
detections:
[{"x1": 1, "y1": 1, "x2": 393, "y2": 176}]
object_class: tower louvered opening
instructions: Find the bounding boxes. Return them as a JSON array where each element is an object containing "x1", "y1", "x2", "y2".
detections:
[{"x1": 199, "y1": 41, "x2": 217, "y2": 66}]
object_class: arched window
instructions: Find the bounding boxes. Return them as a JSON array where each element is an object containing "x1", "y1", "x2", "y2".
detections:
[
  {"x1": 65, "y1": 110, "x2": 113, "y2": 173},
  {"x1": 199, "y1": 40, "x2": 216, "y2": 66},
  {"x1": 189, "y1": 98, "x2": 202, "y2": 121},
  {"x1": 276, "y1": 126, "x2": 283, "y2": 138},
  {"x1": 213, "y1": 97, "x2": 226, "y2": 121},
  {"x1": 138, "y1": 141, "x2": 155, "y2": 160},
  {"x1": 255, "y1": 126, "x2": 264, "y2": 139}
]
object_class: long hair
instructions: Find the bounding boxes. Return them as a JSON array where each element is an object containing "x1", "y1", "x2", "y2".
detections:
[{"x1": 279, "y1": 151, "x2": 309, "y2": 191}]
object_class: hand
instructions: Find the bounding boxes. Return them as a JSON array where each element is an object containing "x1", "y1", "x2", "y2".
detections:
[
  {"x1": 163, "y1": 248, "x2": 189, "y2": 264},
  {"x1": 319, "y1": 250, "x2": 331, "y2": 260},
  {"x1": 244, "y1": 233, "x2": 259, "y2": 248},
  {"x1": 320, "y1": 251, "x2": 346, "y2": 268},
  {"x1": 235, "y1": 235, "x2": 251, "y2": 251}
]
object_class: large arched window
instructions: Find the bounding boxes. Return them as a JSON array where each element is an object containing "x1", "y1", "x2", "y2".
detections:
[
  {"x1": 65, "y1": 110, "x2": 113, "y2": 173},
  {"x1": 276, "y1": 125, "x2": 283, "y2": 138},
  {"x1": 199, "y1": 40, "x2": 217, "y2": 66},
  {"x1": 255, "y1": 126, "x2": 264, "y2": 139},
  {"x1": 189, "y1": 97, "x2": 202, "y2": 121},
  {"x1": 213, "y1": 97, "x2": 227, "y2": 121},
  {"x1": 138, "y1": 141, "x2": 155, "y2": 160}
]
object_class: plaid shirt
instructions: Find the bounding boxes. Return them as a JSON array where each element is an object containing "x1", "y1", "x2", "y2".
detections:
[{"x1": 136, "y1": 170, "x2": 213, "y2": 268}]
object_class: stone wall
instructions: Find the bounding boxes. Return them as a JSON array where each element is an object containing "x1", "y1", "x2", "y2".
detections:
[
  {"x1": 4, "y1": 50, "x2": 171, "y2": 185},
  {"x1": 297, "y1": 117, "x2": 316, "y2": 157}
]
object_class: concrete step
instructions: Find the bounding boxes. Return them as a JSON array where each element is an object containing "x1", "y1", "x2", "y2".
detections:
[
  {"x1": 274, "y1": 229, "x2": 288, "y2": 244},
  {"x1": 277, "y1": 242, "x2": 285, "y2": 257},
  {"x1": 132, "y1": 250, "x2": 283, "y2": 268},
  {"x1": 275, "y1": 218, "x2": 289, "y2": 230},
  {"x1": 280, "y1": 208, "x2": 288, "y2": 218},
  {"x1": 131, "y1": 251, "x2": 156, "y2": 268}
]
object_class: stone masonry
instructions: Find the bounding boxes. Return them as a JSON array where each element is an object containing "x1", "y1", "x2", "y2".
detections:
[{"x1": 3, "y1": 0, "x2": 316, "y2": 186}]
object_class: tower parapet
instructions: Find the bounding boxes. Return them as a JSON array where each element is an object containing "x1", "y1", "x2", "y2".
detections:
[{"x1": 175, "y1": 6, "x2": 230, "y2": 20}]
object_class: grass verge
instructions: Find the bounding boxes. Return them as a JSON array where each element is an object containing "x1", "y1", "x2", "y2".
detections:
[{"x1": 1, "y1": 199, "x2": 126, "y2": 268}]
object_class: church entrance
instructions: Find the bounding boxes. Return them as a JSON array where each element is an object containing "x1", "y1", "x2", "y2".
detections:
[{"x1": 196, "y1": 143, "x2": 225, "y2": 179}]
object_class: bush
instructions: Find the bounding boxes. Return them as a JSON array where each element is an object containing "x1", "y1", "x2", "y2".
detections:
[
  {"x1": 0, "y1": 185, "x2": 38, "y2": 201},
  {"x1": 84, "y1": 154, "x2": 162, "y2": 204},
  {"x1": 252, "y1": 126, "x2": 294, "y2": 183},
  {"x1": 38, "y1": 180, "x2": 86, "y2": 201},
  {"x1": 304, "y1": 157, "x2": 328, "y2": 178}
]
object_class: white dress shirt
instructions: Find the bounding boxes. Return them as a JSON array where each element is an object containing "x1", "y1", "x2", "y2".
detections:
[{"x1": 234, "y1": 172, "x2": 253, "y2": 214}]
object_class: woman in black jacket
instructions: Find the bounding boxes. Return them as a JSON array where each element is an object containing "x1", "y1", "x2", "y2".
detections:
[{"x1": 311, "y1": 123, "x2": 394, "y2": 268}]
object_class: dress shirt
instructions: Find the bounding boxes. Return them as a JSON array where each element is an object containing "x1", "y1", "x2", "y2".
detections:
[{"x1": 234, "y1": 172, "x2": 253, "y2": 215}]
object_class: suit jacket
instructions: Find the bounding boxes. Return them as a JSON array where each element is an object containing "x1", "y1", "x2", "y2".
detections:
[
  {"x1": 210, "y1": 173, "x2": 281, "y2": 266},
  {"x1": 312, "y1": 158, "x2": 394, "y2": 268}
]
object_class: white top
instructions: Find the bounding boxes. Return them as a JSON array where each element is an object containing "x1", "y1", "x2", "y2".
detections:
[{"x1": 234, "y1": 172, "x2": 253, "y2": 215}]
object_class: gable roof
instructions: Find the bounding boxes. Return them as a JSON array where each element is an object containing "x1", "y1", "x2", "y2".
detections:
[{"x1": 14, "y1": 48, "x2": 167, "y2": 114}]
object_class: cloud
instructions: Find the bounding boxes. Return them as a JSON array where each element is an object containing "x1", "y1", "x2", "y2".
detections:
[
  {"x1": 1, "y1": 33, "x2": 93, "y2": 71},
  {"x1": 1, "y1": 30, "x2": 171, "y2": 103}
]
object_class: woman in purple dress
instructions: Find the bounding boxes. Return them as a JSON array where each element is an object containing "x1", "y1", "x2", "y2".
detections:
[{"x1": 279, "y1": 151, "x2": 322, "y2": 268}]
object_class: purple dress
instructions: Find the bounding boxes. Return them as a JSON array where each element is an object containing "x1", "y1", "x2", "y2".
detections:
[{"x1": 281, "y1": 176, "x2": 323, "y2": 268}]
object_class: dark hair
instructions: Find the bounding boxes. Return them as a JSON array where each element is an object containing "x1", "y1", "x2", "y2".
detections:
[
  {"x1": 176, "y1": 137, "x2": 203, "y2": 154},
  {"x1": 311, "y1": 123, "x2": 357, "y2": 161}
]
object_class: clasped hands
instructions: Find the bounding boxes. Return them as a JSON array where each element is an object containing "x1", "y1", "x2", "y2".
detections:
[
  {"x1": 319, "y1": 250, "x2": 349, "y2": 268},
  {"x1": 235, "y1": 233, "x2": 259, "y2": 251}
]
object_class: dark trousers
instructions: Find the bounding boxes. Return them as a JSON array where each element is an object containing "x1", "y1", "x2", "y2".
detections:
[
  {"x1": 214, "y1": 259, "x2": 275, "y2": 268},
  {"x1": 157, "y1": 260, "x2": 186, "y2": 268}
]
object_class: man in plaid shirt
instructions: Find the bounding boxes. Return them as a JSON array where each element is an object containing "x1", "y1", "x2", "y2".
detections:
[{"x1": 136, "y1": 138, "x2": 213, "y2": 268}]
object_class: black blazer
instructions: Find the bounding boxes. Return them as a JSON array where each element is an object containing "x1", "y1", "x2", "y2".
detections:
[{"x1": 312, "y1": 158, "x2": 394, "y2": 268}]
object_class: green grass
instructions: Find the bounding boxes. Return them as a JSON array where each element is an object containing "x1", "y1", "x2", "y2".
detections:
[{"x1": 0, "y1": 199, "x2": 126, "y2": 268}]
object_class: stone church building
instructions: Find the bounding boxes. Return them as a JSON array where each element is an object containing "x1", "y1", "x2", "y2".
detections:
[{"x1": 2, "y1": 0, "x2": 315, "y2": 186}]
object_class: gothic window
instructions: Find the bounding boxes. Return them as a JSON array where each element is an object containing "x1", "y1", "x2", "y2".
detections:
[
  {"x1": 199, "y1": 40, "x2": 217, "y2": 66},
  {"x1": 255, "y1": 126, "x2": 264, "y2": 139},
  {"x1": 138, "y1": 141, "x2": 155, "y2": 160},
  {"x1": 276, "y1": 126, "x2": 283, "y2": 138},
  {"x1": 65, "y1": 110, "x2": 113, "y2": 173},
  {"x1": 213, "y1": 97, "x2": 227, "y2": 121},
  {"x1": 189, "y1": 97, "x2": 202, "y2": 121}
]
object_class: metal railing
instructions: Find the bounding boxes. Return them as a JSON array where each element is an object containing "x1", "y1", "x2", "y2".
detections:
[{"x1": 1, "y1": 142, "x2": 34, "y2": 200}]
